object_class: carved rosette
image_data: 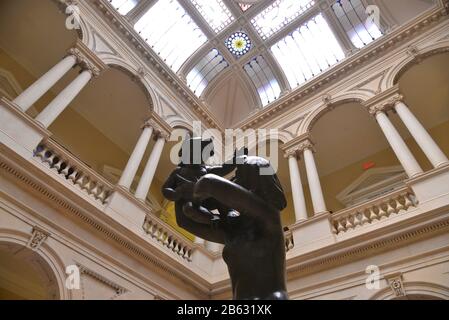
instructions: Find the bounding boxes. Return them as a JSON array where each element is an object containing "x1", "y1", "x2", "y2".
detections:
[
  {"x1": 386, "y1": 274, "x2": 406, "y2": 298},
  {"x1": 27, "y1": 227, "x2": 50, "y2": 251}
]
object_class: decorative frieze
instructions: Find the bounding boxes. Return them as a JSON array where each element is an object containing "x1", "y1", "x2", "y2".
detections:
[{"x1": 27, "y1": 227, "x2": 50, "y2": 251}]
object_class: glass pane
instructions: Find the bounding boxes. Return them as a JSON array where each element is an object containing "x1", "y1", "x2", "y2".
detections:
[
  {"x1": 109, "y1": 0, "x2": 138, "y2": 15},
  {"x1": 251, "y1": 0, "x2": 315, "y2": 40},
  {"x1": 187, "y1": 49, "x2": 229, "y2": 96},
  {"x1": 244, "y1": 56, "x2": 281, "y2": 107},
  {"x1": 332, "y1": 0, "x2": 383, "y2": 49},
  {"x1": 135, "y1": 0, "x2": 207, "y2": 72},
  {"x1": 271, "y1": 14, "x2": 345, "y2": 89},
  {"x1": 189, "y1": 0, "x2": 234, "y2": 33}
]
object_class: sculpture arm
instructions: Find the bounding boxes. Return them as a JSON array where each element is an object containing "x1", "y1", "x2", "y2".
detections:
[
  {"x1": 174, "y1": 203, "x2": 225, "y2": 244},
  {"x1": 194, "y1": 174, "x2": 279, "y2": 229}
]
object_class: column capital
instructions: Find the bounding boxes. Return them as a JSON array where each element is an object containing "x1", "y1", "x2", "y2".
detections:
[
  {"x1": 282, "y1": 134, "x2": 316, "y2": 158},
  {"x1": 144, "y1": 113, "x2": 173, "y2": 142},
  {"x1": 364, "y1": 86, "x2": 404, "y2": 116},
  {"x1": 67, "y1": 40, "x2": 107, "y2": 77}
]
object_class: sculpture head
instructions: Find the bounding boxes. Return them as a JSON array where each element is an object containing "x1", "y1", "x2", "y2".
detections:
[
  {"x1": 234, "y1": 155, "x2": 287, "y2": 212},
  {"x1": 178, "y1": 136, "x2": 214, "y2": 165}
]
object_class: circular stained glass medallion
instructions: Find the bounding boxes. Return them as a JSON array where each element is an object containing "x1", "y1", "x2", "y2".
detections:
[{"x1": 226, "y1": 32, "x2": 252, "y2": 57}]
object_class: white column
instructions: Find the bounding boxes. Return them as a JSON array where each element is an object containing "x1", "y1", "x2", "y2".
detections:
[
  {"x1": 13, "y1": 55, "x2": 78, "y2": 112},
  {"x1": 303, "y1": 147, "x2": 327, "y2": 214},
  {"x1": 35, "y1": 70, "x2": 92, "y2": 128},
  {"x1": 118, "y1": 124, "x2": 154, "y2": 190},
  {"x1": 395, "y1": 101, "x2": 449, "y2": 168},
  {"x1": 375, "y1": 111, "x2": 423, "y2": 178},
  {"x1": 287, "y1": 154, "x2": 308, "y2": 221},
  {"x1": 135, "y1": 135, "x2": 166, "y2": 201}
]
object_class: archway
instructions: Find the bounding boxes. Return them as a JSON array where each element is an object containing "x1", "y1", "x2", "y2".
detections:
[
  {"x1": 0, "y1": 242, "x2": 61, "y2": 300},
  {"x1": 309, "y1": 101, "x2": 401, "y2": 212}
]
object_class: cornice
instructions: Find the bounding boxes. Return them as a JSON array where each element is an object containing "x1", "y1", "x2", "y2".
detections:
[
  {"x1": 92, "y1": 0, "x2": 223, "y2": 131},
  {"x1": 237, "y1": 6, "x2": 449, "y2": 130}
]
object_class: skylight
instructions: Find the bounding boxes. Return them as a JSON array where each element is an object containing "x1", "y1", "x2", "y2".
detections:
[
  {"x1": 332, "y1": 0, "x2": 383, "y2": 49},
  {"x1": 251, "y1": 0, "x2": 315, "y2": 40},
  {"x1": 187, "y1": 49, "x2": 229, "y2": 97},
  {"x1": 271, "y1": 14, "x2": 345, "y2": 89},
  {"x1": 189, "y1": 0, "x2": 234, "y2": 33},
  {"x1": 244, "y1": 56, "x2": 281, "y2": 106},
  {"x1": 108, "y1": 0, "x2": 138, "y2": 15},
  {"x1": 135, "y1": 0, "x2": 208, "y2": 72}
]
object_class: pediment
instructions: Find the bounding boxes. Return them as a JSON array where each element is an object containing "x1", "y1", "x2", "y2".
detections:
[{"x1": 337, "y1": 166, "x2": 407, "y2": 207}]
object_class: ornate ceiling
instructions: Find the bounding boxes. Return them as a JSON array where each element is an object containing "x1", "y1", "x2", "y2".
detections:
[{"x1": 107, "y1": 0, "x2": 435, "y2": 127}]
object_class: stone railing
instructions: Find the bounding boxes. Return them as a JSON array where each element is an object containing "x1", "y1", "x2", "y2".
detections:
[
  {"x1": 285, "y1": 229, "x2": 294, "y2": 252},
  {"x1": 143, "y1": 215, "x2": 193, "y2": 262},
  {"x1": 331, "y1": 187, "x2": 418, "y2": 235},
  {"x1": 33, "y1": 140, "x2": 113, "y2": 204}
]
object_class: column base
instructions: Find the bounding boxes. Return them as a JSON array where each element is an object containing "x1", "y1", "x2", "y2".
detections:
[
  {"x1": 290, "y1": 211, "x2": 336, "y2": 255},
  {"x1": 0, "y1": 97, "x2": 50, "y2": 157}
]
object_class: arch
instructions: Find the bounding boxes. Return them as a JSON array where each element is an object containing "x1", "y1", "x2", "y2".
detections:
[
  {"x1": 384, "y1": 41, "x2": 449, "y2": 90},
  {"x1": 165, "y1": 116, "x2": 194, "y2": 132},
  {"x1": 0, "y1": 228, "x2": 70, "y2": 300},
  {"x1": 369, "y1": 281, "x2": 449, "y2": 300},
  {"x1": 300, "y1": 94, "x2": 369, "y2": 135},
  {"x1": 105, "y1": 62, "x2": 158, "y2": 113}
]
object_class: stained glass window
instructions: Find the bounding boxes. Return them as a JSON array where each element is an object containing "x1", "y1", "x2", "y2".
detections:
[
  {"x1": 189, "y1": 0, "x2": 234, "y2": 33},
  {"x1": 244, "y1": 56, "x2": 281, "y2": 107},
  {"x1": 271, "y1": 14, "x2": 345, "y2": 89},
  {"x1": 251, "y1": 0, "x2": 315, "y2": 40},
  {"x1": 332, "y1": 0, "x2": 383, "y2": 49},
  {"x1": 135, "y1": 0, "x2": 207, "y2": 72},
  {"x1": 108, "y1": 0, "x2": 138, "y2": 15},
  {"x1": 226, "y1": 32, "x2": 252, "y2": 57},
  {"x1": 186, "y1": 49, "x2": 229, "y2": 97}
]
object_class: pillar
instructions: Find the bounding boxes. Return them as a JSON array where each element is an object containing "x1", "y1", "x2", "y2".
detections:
[
  {"x1": 394, "y1": 98, "x2": 449, "y2": 168},
  {"x1": 35, "y1": 69, "x2": 93, "y2": 128},
  {"x1": 135, "y1": 134, "x2": 167, "y2": 201},
  {"x1": 13, "y1": 55, "x2": 78, "y2": 112},
  {"x1": 118, "y1": 123, "x2": 154, "y2": 189},
  {"x1": 287, "y1": 152, "x2": 308, "y2": 221}
]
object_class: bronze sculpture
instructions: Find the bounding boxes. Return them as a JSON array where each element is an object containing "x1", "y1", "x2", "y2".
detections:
[{"x1": 162, "y1": 138, "x2": 288, "y2": 300}]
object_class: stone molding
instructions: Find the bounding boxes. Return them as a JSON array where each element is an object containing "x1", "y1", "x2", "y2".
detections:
[
  {"x1": 363, "y1": 86, "x2": 405, "y2": 116},
  {"x1": 143, "y1": 113, "x2": 172, "y2": 141},
  {"x1": 27, "y1": 226, "x2": 50, "y2": 251}
]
